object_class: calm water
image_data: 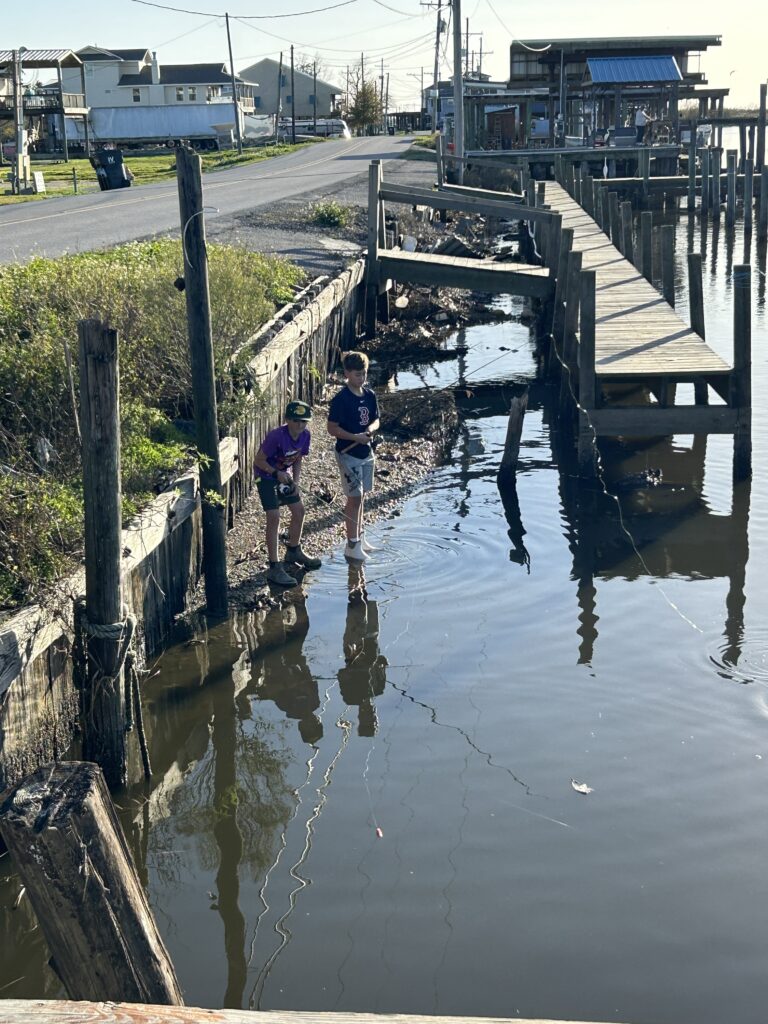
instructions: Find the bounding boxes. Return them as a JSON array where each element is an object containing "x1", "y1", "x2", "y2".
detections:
[{"x1": 2, "y1": 166, "x2": 768, "y2": 1023}]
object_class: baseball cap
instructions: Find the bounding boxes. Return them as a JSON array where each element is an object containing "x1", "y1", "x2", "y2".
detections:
[{"x1": 285, "y1": 400, "x2": 312, "y2": 421}]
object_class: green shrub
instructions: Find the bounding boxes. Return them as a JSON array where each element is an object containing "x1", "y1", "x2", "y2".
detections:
[{"x1": 310, "y1": 200, "x2": 352, "y2": 228}]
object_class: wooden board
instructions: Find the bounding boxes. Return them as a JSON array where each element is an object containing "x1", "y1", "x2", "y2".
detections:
[
  {"x1": 378, "y1": 250, "x2": 553, "y2": 298},
  {"x1": 0, "y1": 1002, "x2": 625, "y2": 1024}
]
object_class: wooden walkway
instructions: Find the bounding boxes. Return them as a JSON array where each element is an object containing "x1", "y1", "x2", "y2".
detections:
[
  {"x1": 535, "y1": 180, "x2": 751, "y2": 475},
  {"x1": 544, "y1": 181, "x2": 731, "y2": 382}
]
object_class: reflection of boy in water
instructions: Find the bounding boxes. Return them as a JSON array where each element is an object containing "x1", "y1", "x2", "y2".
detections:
[
  {"x1": 253, "y1": 599, "x2": 323, "y2": 745},
  {"x1": 338, "y1": 566, "x2": 387, "y2": 737}
]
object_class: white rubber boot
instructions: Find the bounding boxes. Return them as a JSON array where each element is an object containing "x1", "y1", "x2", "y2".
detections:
[{"x1": 344, "y1": 540, "x2": 367, "y2": 561}]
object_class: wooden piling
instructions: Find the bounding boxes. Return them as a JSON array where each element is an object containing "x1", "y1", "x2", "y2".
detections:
[
  {"x1": 641, "y1": 211, "x2": 653, "y2": 283},
  {"x1": 592, "y1": 179, "x2": 602, "y2": 228},
  {"x1": 726, "y1": 150, "x2": 737, "y2": 227},
  {"x1": 601, "y1": 186, "x2": 610, "y2": 237},
  {"x1": 759, "y1": 167, "x2": 768, "y2": 241},
  {"x1": 498, "y1": 389, "x2": 529, "y2": 484},
  {"x1": 621, "y1": 201, "x2": 634, "y2": 264},
  {"x1": 365, "y1": 160, "x2": 381, "y2": 337},
  {"x1": 661, "y1": 224, "x2": 675, "y2": 306},
  {"x1": 701, "y1": 146, "x2": 710, "y2": 215},
  {"x1": 732, "y1": 264, "x2": 752, "y2": 480},
  {"x1": 583, "y1": 174, "x2": 594, "y2": 217},
  {"x1": 711, "y1": 147, "x2": 722, "y2": 217},
  {"x1": 757, "y1": 83, "x2": 766, "y2": 172},
  {"x1": 176, "y1": 147, "x2": 229, "y2": 617},
  {"x1": 77, "y1": 319, "x2": 126, "y2": 789},
  {"x1": 0, "y1": 762, "x2": 184, "y2": 1005},
  {"x1": 573, "y1": 170, "x2": 582, "y2": 207},
  {"x1": 640, "y1": 147, "x2": 650, "y2": 200},
  {"x1": 744, "y1": 158, "x2": 754, "y2": 232},
  {"x1": 608, "y1": 192, "x2": 621, "y2": 252},
  {"x1": 688, "y1": 252, "x2": 708, "y2": 405},
  {"x1": 560, "y1": 249, "x2": 583, "y2": 407},
  {"x1": 552, "y1": 226, "x2": 574, "y2": 342},
  {"x1": 436, "y1": 133, "x2": 444, "y2": 187},
  {"x1": 578, "y1": 269, "x2": 597, "y2": 474},
  {"x1": 687, "y1": 138, "x2": 696, "y2": 210}
]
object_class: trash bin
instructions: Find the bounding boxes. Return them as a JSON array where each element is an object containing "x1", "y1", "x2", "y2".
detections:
[
  {"x1": 388, "y1": 126, "x2": 395, "y2": 136},
  {"x1": 90, "y1": 149, "x2": 132, "y2": 191}
]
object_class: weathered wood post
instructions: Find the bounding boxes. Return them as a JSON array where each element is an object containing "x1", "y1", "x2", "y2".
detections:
[
  {"x1": 582, "y1": 174, "x2": 594, "y2": 217},
  {"x1": 601, "y1": 186, "x2": 610, "y2": 237},
  {"x1": 756, "y1": 83, "x2": 767, "y2": 172},
  {"x1": 726, "y1": 150, "x2": 737, "y2": 228},
  {"x1": 497, "y1": 389, "x2": 529, "y2": 486},
  {"x1": 739, "y1": 124, "x2": 747, "y2": 173},
  {"x1": 578, "y1": 268, "x2": 597, "y2": 475},
  {"x1": 176, "y1": 147, "x2": 229, "y2": 616},
  {"x1": 547, "y1": 212, "x2": 562, "y2": 273},
  {"x1": 640, "y1": 147, "x2": 650, "y2": 200},
  {"x1": 731, "y1": 264, "x2": 752, "y2": 481},
  {"x1": 78, "y1": 319, "x2": 126, "y2": 789},
  {"x1": 436, "y1": 132, "x2": 444, "y2": 187},
  {"x1": 537, "y1": 180, "x2": 546, "y2": 206},
  {"x1": 0, "y1": 762, "x2": 184, "y2": 1004},
  {"x1": 758, "y1": 167, "x2": 768, "y2": 241},
  {"x1": 592, "y1": 179, "x2": 602, "y2": 228},
  {"x1": 687, "y1": 136, "x2": 697, "y2": 210},
  {"x1": 641, "y1": 211, "x2": 653, "y2": 283},
  {"x1": 620, "y1": 201, "x2": 634, "y2": 264},
  {"x1": 661, "y1": 224, "x2": 675, "y2": 306},
  {"x1": 560, "y1": 249, "x2": 583, "y2": 408},
  {"x1": 701, "y1": 146, "x2": 710, "y2": 215},
  {"x1": 688, "y1": 252, "x2": 708, "y2": 405},
  {"x1": 552, "y1": 226, "x2": 574, "y2": 345},
  {"x1": 526, "y1": 178, "x2": 536, "y2": 212},
  {"x1": 711, "y1": 147, "x2": 722, "y2": 217},
  {"x1": 365, "y1": 159, "x2": 381, "y2": 337},
  {"x1": 573, "y1": 169, "x2": 582, "y2": 206},
  {"x1": 608, "y1": 192, "x2": 621, "y2": 253},
  {"x1": 744, "y1": 158, "x2": 754, "y2": 233}
]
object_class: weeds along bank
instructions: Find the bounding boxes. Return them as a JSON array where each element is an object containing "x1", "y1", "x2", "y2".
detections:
[{"x1": 0, "y1": 244, "x2": 365, "y2": 790}]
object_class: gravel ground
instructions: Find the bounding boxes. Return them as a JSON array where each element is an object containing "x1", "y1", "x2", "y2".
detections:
[{"x1": 206, "y1": 152, "x2": 437, "y2": 277}]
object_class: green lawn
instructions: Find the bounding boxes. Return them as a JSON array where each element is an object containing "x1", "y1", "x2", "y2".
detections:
[{"x1": 0, "y1": 141, "x2": 316, "y2": 205}]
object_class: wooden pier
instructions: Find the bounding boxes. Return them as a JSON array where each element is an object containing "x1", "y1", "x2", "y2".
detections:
[{"x1": 536, "y1": 180, "x2": 751, "y2": 477}]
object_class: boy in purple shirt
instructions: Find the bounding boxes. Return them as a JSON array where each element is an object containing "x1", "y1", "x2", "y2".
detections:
[{"x1": 254, "y1": 400, "x2": 322, "y2": 586}]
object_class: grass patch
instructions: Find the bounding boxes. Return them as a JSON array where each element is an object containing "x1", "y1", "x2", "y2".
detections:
[
  {"x1": 0, "y1": 141, "x2": 317, "y2": 205},
  {"x1": 0, "y1": 239, "x2": 304, "y2": 609},
  {"x1": 310, "y1": 200, "x2": 353, "y2": 228}
]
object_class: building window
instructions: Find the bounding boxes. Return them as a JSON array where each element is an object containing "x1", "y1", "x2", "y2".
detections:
[
  {"x1": 132, "y1": 88, "x2": 141, "y2": 102},
  {"x1": 309, "y1": 93, "x2": 315, "y2": 104},
  {"x1": 188, "y1": 86, "x2": 197, "y2": 101},
  {"x1": 253, "y1": 96, "x2": 261, "y2": 108},
  {"x1": 286, "y1": 94, "x2": 292, "y2": 104},
  {"x1": 281, "y1": 74, "x2": 287, "y2": 87},
  {"x1": 176, "y1": 87, "x2": 184, "y2": 101}
]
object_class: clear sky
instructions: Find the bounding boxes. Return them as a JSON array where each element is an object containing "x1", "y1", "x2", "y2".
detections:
[{"x1": 4, "y1": 0, "x2": 766, "y2": 109}]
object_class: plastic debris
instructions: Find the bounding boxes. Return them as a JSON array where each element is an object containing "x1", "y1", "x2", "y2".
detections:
[
  {"x1": 375, "y1": 827, "x2": 384, "y2": 838},
  {"x1": 571, "y1": 779, "x2": 594, "y2": 795}
]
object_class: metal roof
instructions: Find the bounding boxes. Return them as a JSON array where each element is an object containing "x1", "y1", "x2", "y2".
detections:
[
  {"x1": 118, "y1": 64, "x2": 247, "y2": 87},
  {"x1": 77, "y1": 48, "x2": 150, "y2": 62},
  {"x1": 586, "y1": 55, "x2": 683, "y2": 84},
  {"x1": 511, "y1": 35, "x2": 721, "y2": 53},
  {"x1": 0, "y1": 49, "x2": 83, "y2": 68}
]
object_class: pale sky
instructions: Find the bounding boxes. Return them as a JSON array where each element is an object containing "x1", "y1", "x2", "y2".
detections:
[{"x1": 4, "y1": 0, "x2": 766, "y2": 109}]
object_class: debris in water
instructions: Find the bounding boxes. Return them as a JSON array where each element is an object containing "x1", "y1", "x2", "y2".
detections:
[
  {"x1": 375, "y1": 827, "x2": 384, "y2": 839},
  {"x1": 571, "y1": 779, "x2": 594, "y2": 795}
]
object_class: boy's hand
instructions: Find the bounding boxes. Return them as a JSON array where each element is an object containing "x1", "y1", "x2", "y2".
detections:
[{"x1": 356, "y1": 431, "x2": 371, "y2": 443}]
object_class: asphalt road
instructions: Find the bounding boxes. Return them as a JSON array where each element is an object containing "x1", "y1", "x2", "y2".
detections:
[{"x1": 0, "y1": 134, "x2": 412, "y2": 265}]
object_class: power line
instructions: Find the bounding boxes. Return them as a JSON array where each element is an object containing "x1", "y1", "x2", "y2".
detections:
[
  {"x1": 129, "y1": 0, "x2": 359, "y2": 17},
  {"x1": 370, "y1": 0, "x2": 422, "y2": 15}
]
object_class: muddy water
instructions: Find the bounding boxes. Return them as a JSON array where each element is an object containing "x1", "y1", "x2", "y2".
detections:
[{"x1": 2, "y1": 196, "x2": 768, "y2": 1023}]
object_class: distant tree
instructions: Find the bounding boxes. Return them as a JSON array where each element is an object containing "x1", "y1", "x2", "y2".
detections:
[
  {"x1": 347, "y1": 79, "x2": 381, "y2": 134},
  {"x1": 294, "y1": 52, "x2": 329, "y2": 81}
]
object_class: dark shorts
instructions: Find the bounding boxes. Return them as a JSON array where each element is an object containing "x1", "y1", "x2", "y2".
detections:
[{"x1": 257, "y1": 477, "x2": 301, "y2": 511}]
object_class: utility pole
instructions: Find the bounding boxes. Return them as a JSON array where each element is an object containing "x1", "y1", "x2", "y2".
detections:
[
  {"x1": 479, "y1": 37, "x2": 483, "y2": 77},
  {"x1": 12, "y1": 49, "x2": 25, "y2": 194},
  {"x1": 452, "y1": 0, "x2": 464, "y2": 182},
  {"x1": 346, "y1": 65, "x2": 350, "y2": 114},
  {"x1": 274, "y1": 51, "x2": 283, "y2": 145},
  {"x1": 385, "y1": 72, "x2": 389, "y2": 133},
  {"x1": 380, "y1": 57, "x2": 385, "y2": 134},
  {"x1": 224, "y1": 14, "x2": 243, "y2": 154},
  {"x1": 433, "y1": 0, "x2": 442, "y2": 129},
  {"x1": 290, "y1": 44, "x2": 296, "y2": 144},
  {"x1": 175, "y1": 148, "x2": 229, "y2": 617},
  {"x1": 313, "y1": 61, "x2": 317, "y2": 135},
  {"x1": 465, "y1": 18, "x2": 469, "y2": 76}
]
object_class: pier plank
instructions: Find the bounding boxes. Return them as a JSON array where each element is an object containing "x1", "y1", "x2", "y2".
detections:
[{"x1": 377, "y1": 250, "x2": 553, "y2": 299}]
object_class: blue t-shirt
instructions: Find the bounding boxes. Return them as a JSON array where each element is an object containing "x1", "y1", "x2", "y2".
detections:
[
  {"x1": 256, "y1": 425, "x2": 310, "y2": 479},
  {"x1": 328, "y1": 385, "x2": 379, "y2": 459}
]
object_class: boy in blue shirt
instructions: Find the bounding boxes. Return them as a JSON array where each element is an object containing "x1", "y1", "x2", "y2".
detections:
[
  {"x1": 254, "y1": 400, "x2": 322, "y2": 586},
  {"x1": 327, "y1": 351, "x2": 380, "y2": 561}
]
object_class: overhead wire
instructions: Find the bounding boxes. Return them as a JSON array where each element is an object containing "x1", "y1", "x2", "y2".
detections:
[{"x1": 129, "y1": 0, "x2": 359, "y2": 15}]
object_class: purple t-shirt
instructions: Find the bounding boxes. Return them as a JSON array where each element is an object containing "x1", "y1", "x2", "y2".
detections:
[{"x1": 257, "y1": 425, "x2": 310, "y2": 480}]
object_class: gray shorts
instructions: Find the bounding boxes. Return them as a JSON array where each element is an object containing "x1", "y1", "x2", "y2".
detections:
[{"x1": 336, "y1": 452, "x2": 375, "y2": 498}]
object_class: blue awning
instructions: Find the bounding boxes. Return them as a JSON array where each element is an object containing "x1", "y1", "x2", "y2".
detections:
[{"x1": 586, "y1": 56, "x2": 683, "y2": 85}]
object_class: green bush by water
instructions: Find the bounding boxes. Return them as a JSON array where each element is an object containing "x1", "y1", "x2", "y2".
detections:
[{"x1": 0, "y1": 239, "x2": 304, "y2": 609}]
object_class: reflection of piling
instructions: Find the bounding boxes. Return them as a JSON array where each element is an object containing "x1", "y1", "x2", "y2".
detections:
[{"x1": 732, "y1": 264, "x2": 752, "y2": 482}]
